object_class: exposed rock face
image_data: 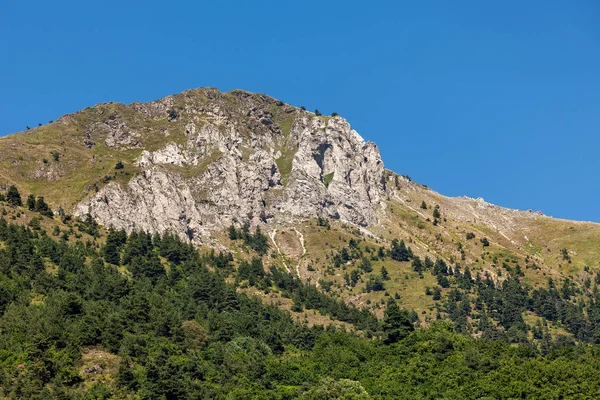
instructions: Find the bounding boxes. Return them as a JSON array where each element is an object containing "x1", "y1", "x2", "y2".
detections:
[{"x1": 75, "y1": 89, "x2": 386, "y2": 243}]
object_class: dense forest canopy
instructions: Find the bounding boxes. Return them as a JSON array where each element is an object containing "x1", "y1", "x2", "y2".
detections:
[{"x1": 1, "y1": 186, "x2": 600, "y2": 399}]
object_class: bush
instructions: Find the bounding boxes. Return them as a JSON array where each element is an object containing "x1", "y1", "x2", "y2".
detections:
[
  {"x1": 331, "y1": 112, "x2": 338, "y2": 117},
  {"x1": 6, "y1": 186, "x2": 22, "y2": 206},
  {"x1": 315, "y1": 109, "x2": 322, "y2": 116},
  {"x1": 480, "y1": 237, "x2": 490, "y2": 247},
  {"x1": 466, "y1": 232, "x2": 475, "y2": 240},
  {"x1": 115, "y1": 161, "x2": 124, "y2": 170},
  {"x1": 52, "y1": 151, "x2": 60, "y2": 162},
  {"x1": 421, "y1": 201, "x2": 427, "y2": 209},
  {"x1": 27, "y1": 194, "x2": 36, "y2": 211},
  {"x1": 35, "y1": 197, "x2": 53, "y2": 217}
]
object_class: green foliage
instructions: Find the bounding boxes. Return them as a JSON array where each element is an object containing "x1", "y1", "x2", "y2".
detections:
[
  {"x1": 383, "y1": 299, "x2": 414, "y2": 344},
  {"x1": 1, "y1": 214, "x2": 600, "y2": 397},
  {"x1": 34, "y1": 196, "x2": 53, "y2": 217},
  {"x1": 315, "y1": 109, "x2": 322, "y2": 116},
  {"x1": 301, "y1": 377, "x2": 370, "y2": 399},
  {"x1": 466, "y1": 232, "x2": 476, "y2": 240},
  {"x1": 115, "y1": 160, "x2": 124, "y2": 170},
  {"x1": 228, "y1": 223, "x2": 237, "y2": 240},
  {"x1": 103, "y1": 228, "x2": 127, "y2": 265},
  {"x1": 317, "y1": 216, "x2": 331, "y2": 229},
  {"x1": 6, "y1": 185, "x2": 22, "y2": 206},
  {"x1": 433, "y1": 204, "x2": 441, "y2": 219},
  {"x1": 27, "y1": 194, "x2": 36, "y2": 211},
  {"x1": 323, "y1": 172, "x2": 334, "y2": 188},
  {"x1": 229, "y1": 223, "x2": 269, "y2": 255},
  {"x1": 75, "y1": 213, "x2": 100, "y2": 237},
  {"x1": 390, "y1": 239, "x2": 412, "y2": 262},
  {"x1": 480, "y1": 237, "x2": 490, "y2": 247},
  {"x1": 420, "y1": 200, "x2": 427, "y2": 209},
  {"x1": 52, "y1": 151, "x2": 60, "y2": 162}
]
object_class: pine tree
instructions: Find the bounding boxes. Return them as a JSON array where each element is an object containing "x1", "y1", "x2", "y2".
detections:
[
  {"x1": 383, "y1": 299, "x2": 414, "y2": 344},
  {"x1": 390, "y1": 239, "x2": 410, "y2": 262},
  {"x1": 26, "y1": 194, "x2": 36, "y2": 211},
  {"x1": 35, "y1": 197, "x2": 53, "y2": 217},
  {"x1": 6, "y1": 186, "x2": 22, "y2": 206},
  {"x1": 381, "y1": 266, "x2": 390, "y2": 280},
  {"x1": 412, "y1": 256, "x2": 423, "y2": 272},
  {"x1": 228, "y1": 224, "x2": 237, "y2": 240}
]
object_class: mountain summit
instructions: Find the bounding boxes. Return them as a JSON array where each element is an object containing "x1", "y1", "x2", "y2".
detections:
[
  {"x1": 0, "y1": 88, "x2": 385, "y2": 243},
  {"x1": 2, "y1": 87, "x2": 600, "y2": 301}
]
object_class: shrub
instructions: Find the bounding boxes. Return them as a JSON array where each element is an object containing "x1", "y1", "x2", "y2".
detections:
[
  {"x1": 466, "y1": 232, "x2": 476, "y2": 240},
  {"x1": 6, "y1": 186, "x2": 22, "y2": 206},
  {"x1": 480, "y1": 237, "x2": 490, "y2": 247},
  {"x1": 323, "y1": 172, "x2": 334, "y2": 188},
  {"x1": 315, "y1": 109, "x2": 322, "y2": 116},
  {"x1": 167, "y1": 109, "x2": 179, "y2": 121},
  {"x1": 331, "y1": 112, "x2": 338, "y2": 117},
  {"x1": 52, "y1": 151, "x2": 60, "y2": 162},
  {"x1": 115, "y1": 161, "x2": 124, "y2": 170},
  {"x1": 27, "y1": 194, "x2": 36, "y2": 211},
  {"x1": 35, "y1": 197, "x2": 53, "y2": 217},
  {"x1": 420, "y1": 201, "x2": 427, "y2": 209}
]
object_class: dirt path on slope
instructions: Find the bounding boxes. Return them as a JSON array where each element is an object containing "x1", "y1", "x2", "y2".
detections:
[{"x1": 269, "y1": 229, "x2": 290, "y2": 273}]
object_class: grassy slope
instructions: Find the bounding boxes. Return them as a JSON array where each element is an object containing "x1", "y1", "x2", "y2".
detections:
[
  {"x1": 3, "y1": 88, "x2": 600, "y2": 336},
  {"x1": 269, "y1": 173, "x2": 600, "y2": 331}
]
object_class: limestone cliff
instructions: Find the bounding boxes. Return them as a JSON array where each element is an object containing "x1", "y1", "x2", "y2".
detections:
[{"x1": 72, "y1": 89, "x2": 386, "y2": 243}]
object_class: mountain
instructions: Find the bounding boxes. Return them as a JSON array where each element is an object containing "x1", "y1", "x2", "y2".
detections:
[
  {"x1": 2, "y1": 87, "x2": 600, "y2": 318},
  {"x1": 2, "y1": 88, "x2": 599, "y2": 282},
  {"x1": 0, "y1": 88, "x2": 385, "y2": 243},
  {"x1": 2, "y1": 88, "x2": 600, "y2": 397}
]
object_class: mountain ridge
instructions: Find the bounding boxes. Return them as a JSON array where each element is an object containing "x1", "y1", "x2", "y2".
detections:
[{"x1": 2, "y1": 87, "x2": 600, "y2": 306}]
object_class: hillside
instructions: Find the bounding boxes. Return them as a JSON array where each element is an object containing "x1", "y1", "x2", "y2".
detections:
[
  {"x1": 2, "y1": 87, "x2": 600, "y2": 397},
  {"x1": 2, "y1": 88, "x2": 600, "y2": 330},
  {"x1": 1, "y1": 209, "x2": 600, "y2": 398}
]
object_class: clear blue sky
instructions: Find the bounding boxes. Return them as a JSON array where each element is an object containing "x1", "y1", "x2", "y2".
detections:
[{"x1": 1, "y1": 1, "x2": 599, "y2": 221}]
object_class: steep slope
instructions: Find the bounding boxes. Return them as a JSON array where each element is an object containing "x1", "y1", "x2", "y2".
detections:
[
  {"x1": 2, "y1": 87, "x2": 600, "y2": 329},
  {"x1": 0, "y1": 88, "x2": 385, "y2": 244}
]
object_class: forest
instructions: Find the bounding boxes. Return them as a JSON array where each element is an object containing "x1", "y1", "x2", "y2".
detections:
[{"x1": 1, "y1": 188, "x2": 600, "y2": 399}]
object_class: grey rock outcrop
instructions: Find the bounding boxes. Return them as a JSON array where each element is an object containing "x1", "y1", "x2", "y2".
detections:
[{"x1": 75, "y1": 89, "x2": 386, "y2": 243}]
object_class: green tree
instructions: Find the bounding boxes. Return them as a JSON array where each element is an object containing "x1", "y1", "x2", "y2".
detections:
[
  {"x1": 383, "y1": 299, "x2": 414, "y2": 344},
  {"x1": 381, "y1": 266, "x2": 389, "y2": 280},
  {"x1": 228, "y1": 224, "x2": 238, "y2": 240},
  {"x1": 27, "y1": 194, "x2": 36, "y2": 210},
  {"x1": 6, "y1": 185, "x2": 22, "y2": 206},
  {"x1": 35, "y1": 196, "x2": 53, "y2": 217},
  {"x1": 390, "y1": 239, "x2": 410, "y2": 262},
  {"x1": 301, "y1": 377, "x2": 371, "y2": 399}
]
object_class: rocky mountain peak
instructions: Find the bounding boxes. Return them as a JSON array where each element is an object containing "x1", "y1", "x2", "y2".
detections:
[{"x1": 72, "y1": 88, "x2": 386, "y2": 243}]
